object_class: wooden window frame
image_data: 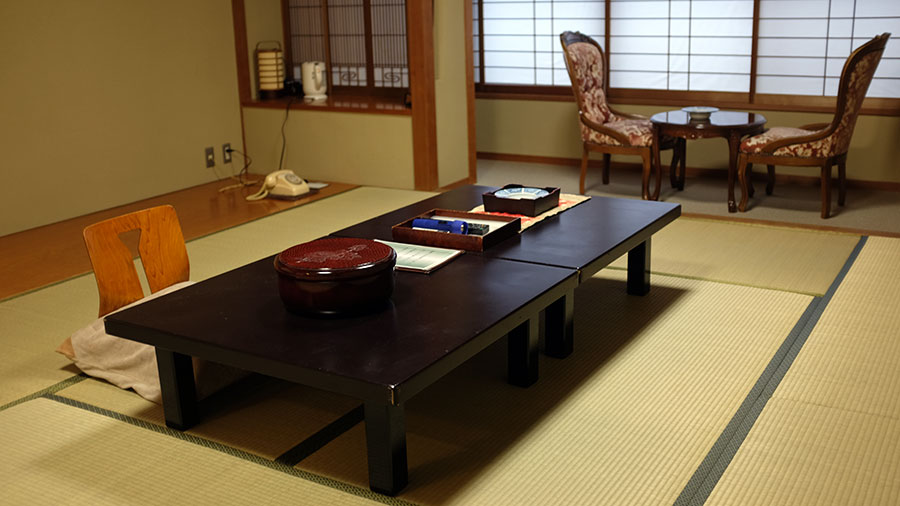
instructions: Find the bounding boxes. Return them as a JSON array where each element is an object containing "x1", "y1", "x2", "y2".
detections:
[
  {"x1": 474, "y1": 0, "x2": 900, "y2": 116},
  {"x1": 280, "y1": 0, "x2": 409, "y2": 100}
]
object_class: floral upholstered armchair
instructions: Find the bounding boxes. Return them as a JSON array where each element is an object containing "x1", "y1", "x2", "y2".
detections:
[
  {"x1": 737, "y1": 33, "x2": 890, "y2": 218},
  {"x1": 560, "y1": 31, "x2": 683, "y2": 198}
]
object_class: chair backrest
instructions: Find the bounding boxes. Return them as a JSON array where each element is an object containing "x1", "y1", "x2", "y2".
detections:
[
  {"x1": 83, "y1": 205, "x2": 189, "y2": 316},
  {"x1": 828, "y1": 32, "x2": 890, "y2": 154},
  {"x1": 560, "y1": 31, "x2": 614, "y2": 125}
]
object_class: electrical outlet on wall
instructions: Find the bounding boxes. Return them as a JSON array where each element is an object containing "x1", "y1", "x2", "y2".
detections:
[
  {"x1": 223, "y1": 143, "x2": 232, "y2": 164},
  {"x1": 205, "y1": 147, "x2": 215, "y2": 168}
]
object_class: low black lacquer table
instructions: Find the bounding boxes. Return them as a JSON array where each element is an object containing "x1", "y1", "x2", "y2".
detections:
[
  {"x1": 333, "y1": 185, "x2": 681, "y2": 357},
  {"x1": 106, "y1": 185, "x2": 679, "y2": 495},
  {"x1": 105, "y1": 252, "x2": 576, "y2": 495}
]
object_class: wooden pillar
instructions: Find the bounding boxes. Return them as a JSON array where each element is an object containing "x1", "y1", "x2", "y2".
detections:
[
  {"x1": 406, "y1": 1, "x2": 439, "y2": 191},
  {"x1": 464, "y1": 0, "x2": 477, "y2": 183}
]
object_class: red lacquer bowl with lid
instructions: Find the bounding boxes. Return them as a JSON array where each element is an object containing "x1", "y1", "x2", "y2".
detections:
[{"x1": 274, "y1": 237, "x2": 396, "y2": 316}]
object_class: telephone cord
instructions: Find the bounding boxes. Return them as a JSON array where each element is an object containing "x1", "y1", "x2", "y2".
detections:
[
  {"x1": 245, "y1": 186, "x2": 269, "y2": 201},
  {"x1": 218, "y1": 148, "x2": 260, "y2": 193}
]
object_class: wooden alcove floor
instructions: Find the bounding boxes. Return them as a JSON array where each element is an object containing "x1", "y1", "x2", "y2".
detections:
[{"x1": 0, "y1": 177, "x2": 357, "y2": 301}]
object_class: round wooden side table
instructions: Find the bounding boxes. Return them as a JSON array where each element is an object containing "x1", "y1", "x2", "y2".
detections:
[{"x1": 650, "y1": 110, "x2": 766, "y2": 212}]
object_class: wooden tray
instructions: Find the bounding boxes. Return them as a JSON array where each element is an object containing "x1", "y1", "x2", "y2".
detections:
[{"x1": 391, "y1": 209, "x2": 520, "y2": 252}]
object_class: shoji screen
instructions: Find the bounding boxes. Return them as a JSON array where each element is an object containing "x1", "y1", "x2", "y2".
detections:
[
  {"x1": 371, "y1": 0, "x2": 408, "y2": 89},
  {"x1": 327, "y1": 0, "x2": 368, "y2": 87},
  {"x1": 608, "y1": 0, "x2": 753, "y2": 92},
  {"x1": 756, "y1": 0, "x2": 899, "y2": 98},
  {"x1": 478, "y1": 0, "x2": 605, "y2": 85}
]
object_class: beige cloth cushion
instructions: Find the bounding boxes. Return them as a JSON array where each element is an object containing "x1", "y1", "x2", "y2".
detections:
[
  {"x1": 583, "y1": 117, "x2": 656, "y2": 147},
  {"x1": 740, "y1": 126, "x2": 833, "y2": 157},
  {"x1": 58, "y1": 281, "x2": 245, "y2": 403}
]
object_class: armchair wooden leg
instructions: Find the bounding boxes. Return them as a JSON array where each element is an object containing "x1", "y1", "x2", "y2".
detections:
[
  {"x1": 747, "y1": 167, "x2": 755, "y2": 198},
  {"x1": 737, "y1": 154, "x2": 751, "y2": 212},
  {"x1": 838, "y1": 159, "x2": 847, "y2": 206},
  {"x1": 602, "y1": 153, "x2": 611, "y2": 185},
  {"x1": 643, "y1": 150, "x2": 658, "y2": 201},
  {"x1": 652, "y1": 149, "x2": 662, "y2": 200},
  {"x1": 766, "y1": 165, "x2": 776, "y2": 195},
  {"x1": 579, "y1": 145, "x2": 589, "y2": 194},
  {"x1": 643, "y1": 148, "x2": 652, "y2": 200},
  {"x1": 821, "y1": 162, "x2": 832, "y2": 218}
]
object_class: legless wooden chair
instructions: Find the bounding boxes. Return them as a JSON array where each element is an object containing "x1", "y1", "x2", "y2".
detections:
[
  {"x1": 83, "y1": 205, "x2": 189, "y2": 316},
  {"x1": 737, "y1": 33, "x2": 890, "y2": 218},
  {"x1": 70, "y1": 205, "x2": 243, "y2": 412},
  {"x1": 560, "y1": 31, "x2": 684, "y2": 198}
]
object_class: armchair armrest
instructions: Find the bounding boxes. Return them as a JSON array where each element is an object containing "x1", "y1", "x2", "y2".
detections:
[
  {"x1": 757, "y1": 127, "x2": 833, "y2": 154},
  {"x1": 579, "y1": 112, "x2": 632, "y2": 146},
  {"x1": 609, "y1": 107, "x2": 646, "y2": 121},
  {"x1": 797, "y1": 122, "x2": 831, "y2": 131}
]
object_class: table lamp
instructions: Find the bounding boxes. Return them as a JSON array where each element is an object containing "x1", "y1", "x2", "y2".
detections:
[{"x1": 255, "y1": 41, "x2": 285, "y2": 100}]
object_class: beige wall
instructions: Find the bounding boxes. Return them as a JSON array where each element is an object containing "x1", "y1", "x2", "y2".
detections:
[
  {"x1": 0, "y1": 0, "x2": 243, "y2": 236},
  {"x1": 242, "y1": 107, "x2": 414, "y2": 188},
  {"x1": 476, "y1": 99, "x2": 900, "y2": 183},
  {"x1": 434, "y1": 1, "x2": 471, "y2": 187}
]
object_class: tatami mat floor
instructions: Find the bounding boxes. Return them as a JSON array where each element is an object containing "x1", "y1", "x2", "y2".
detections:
[
  {"x1": 0, "y1": 398, "x2": 382, "y2": 506},
  {"x1": 294, "y1": 269, "x2": 812, "y2": 505},
  {"x1": 0, "y1": 187, "x2": 437, "y2": 407},
  {"x1": 706, "y1": 237, "x2": 900, "y2": 506},
  {"x1": 3, "y1": 182, "x2": 900, "y2": 505},
  {"x1": 606, "y1": 217, "x2": 859, "y2": 296}
]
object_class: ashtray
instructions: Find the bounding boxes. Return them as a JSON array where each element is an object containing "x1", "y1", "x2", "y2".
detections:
[
  {"x1": 682, "y1": 106, "x2": 719, "y2": 121},
  {"x1": 482, "y1": 185, "x2": 560, "y2": 216},
  {"x1": 274, "y1": 237, "x2": 396, "y2": 316}
]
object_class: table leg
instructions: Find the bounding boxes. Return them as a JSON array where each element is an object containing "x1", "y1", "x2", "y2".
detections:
[
  {"x1": 627, "y1": 238, "x2": 651, "y2": 296},
  {"x1": 544, "y1": 292, "x2": 574, "y2": 359},
  {"x1": 669, "y1": 140, "x2": 679, "y2": 189},
  {"x1": 646, "y1": 124, "x2": 662, "y2": 200},
  {"x1": 155, "y1": 348, "x2": 198, "y2": 431},
  {"x1": 364, "y1": 401, "x2": 408, "y2": 496},
  {"x1": 508, "y1": 317, "x2": 540, "y2": 387},
  {"x1": 727, "y1": 132, "x2": 741, "y2": 213}
]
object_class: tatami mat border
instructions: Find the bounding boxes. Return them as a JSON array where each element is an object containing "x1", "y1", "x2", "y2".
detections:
[
  {"x1": 275, "y1": 405, "x2": 365, "y2": 467},
  {"x1": 674, "y1": 236, "x2": 869, "y2": 506},
  {"x1": 0, "y1": 374, "x2": 87, "y2": 413},
  {"x1": 0, "y1": 271, "x2": 95, "y2": 304},
  {"x1": 41, "y1": 394, "x2": 414, "y2": 506}
]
